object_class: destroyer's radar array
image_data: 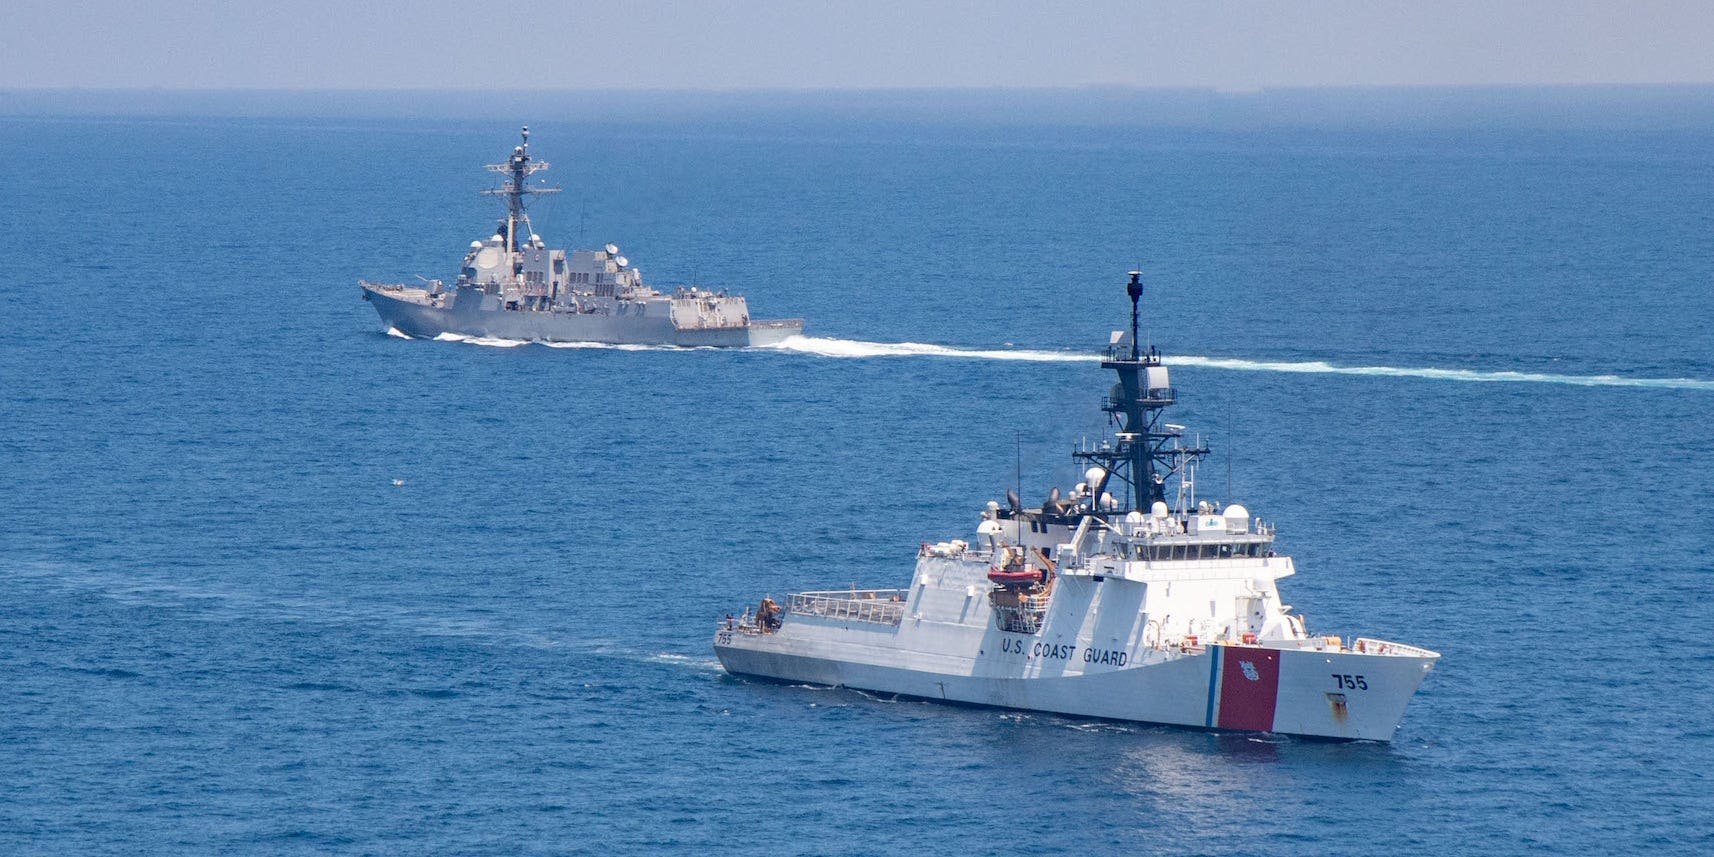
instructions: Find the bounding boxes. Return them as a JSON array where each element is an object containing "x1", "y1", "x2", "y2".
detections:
[{"x1": 481, "y1": 126, "x2": 560, "y2": 255}]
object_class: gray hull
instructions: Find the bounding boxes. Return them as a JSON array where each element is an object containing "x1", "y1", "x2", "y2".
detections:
[{"x1": 364, "y1": 285, "x2": 802, "y2": 347}]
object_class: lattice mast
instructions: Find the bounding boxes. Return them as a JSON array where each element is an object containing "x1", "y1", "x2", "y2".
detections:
[
  {"x1": 480, "y1": 126, "x2": 561, "y2": 253},
  {"x1": 1074, "y1": 271, "x2": 1209, "y2": 513}
]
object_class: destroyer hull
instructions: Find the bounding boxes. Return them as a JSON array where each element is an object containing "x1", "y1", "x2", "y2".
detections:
[
  {"x1": 715, "y1": 630, "x2": 1433, "y2": 741},
  {"x1": 364, "y1": 284, "x2": 803, "y2": 347}
]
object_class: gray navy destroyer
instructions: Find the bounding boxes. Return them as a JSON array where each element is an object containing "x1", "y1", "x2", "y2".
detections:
[
  {"x1": 716, "y1": 272, "x2": 1438, "y2": 741},
  {"x1": 362, "y1": 128, "x2": 803, "y2": 346}
]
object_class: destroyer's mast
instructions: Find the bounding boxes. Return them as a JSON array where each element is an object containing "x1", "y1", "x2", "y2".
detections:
[
  {"x1": 1075, "y1": 271, "x2": 1208, "y2": 513},
  {"x1": 481, "y1": 126, "x2": 561, "y2": 253}
]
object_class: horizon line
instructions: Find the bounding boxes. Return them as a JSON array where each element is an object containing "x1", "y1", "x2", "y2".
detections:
[{"x1": 7, "y1": 82, "x2": 1714, "y2": 96}]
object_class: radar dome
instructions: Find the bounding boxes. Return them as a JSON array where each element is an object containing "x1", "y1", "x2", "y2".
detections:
[
  {"x1": 615, "y1": 256, "x2": 628, "y2": 268},
  {"x1": 1084, "y1": 466, "x2": 1105, "y2": 486},
  {"x1": 605, "y1": 243, "x2": 619, "y2": 255},
  {"x1": 470, "y1": 240, "x2": 483, "y2": 249},
  {"x1": 1222, "y1": 504, "x2": 1250, "y2": 527},
  {"x1": 1150, "y1": 501, "x2": 1169, "y2": 517}
]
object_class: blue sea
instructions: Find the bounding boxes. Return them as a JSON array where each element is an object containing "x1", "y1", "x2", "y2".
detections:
[{"x1": 3, "y1": 90, "x2": 1712, "y2": 854}]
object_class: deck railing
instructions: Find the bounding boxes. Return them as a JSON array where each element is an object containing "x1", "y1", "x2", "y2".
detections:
[
  {"x1": 1352, "y1": 638, "x2": 1438, "y2": 658},
  {"x1": 992, "y1": 592, "x2": 1051, "y2": 634},
  {"x1": 788, "y1": 590, "x2": 907, "y2": 626}
]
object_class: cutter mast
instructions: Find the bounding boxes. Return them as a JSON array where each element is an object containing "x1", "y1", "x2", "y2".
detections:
[{"x1": 1074, "y1": 271, "x2": 1209, "y2": 513}]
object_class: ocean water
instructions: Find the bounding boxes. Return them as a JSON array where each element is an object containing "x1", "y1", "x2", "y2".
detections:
[{"x1": 2, "y1": 97, "x2": 1713, "y2": 854}]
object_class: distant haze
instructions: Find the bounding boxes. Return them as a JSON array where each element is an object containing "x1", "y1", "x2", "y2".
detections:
[{"x1": 5, "y1": 0, "x2": 1714, "y2": 91}]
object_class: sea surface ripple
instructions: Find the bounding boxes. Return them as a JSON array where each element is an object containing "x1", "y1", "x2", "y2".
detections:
[{"x1": 3, "y1": 108, "x2": 1712, "y2": 854}]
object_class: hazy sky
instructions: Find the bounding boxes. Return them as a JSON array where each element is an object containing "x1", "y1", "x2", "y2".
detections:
[{"x1": 6, "y1": 0, "x2": 1714, "y2": 91}]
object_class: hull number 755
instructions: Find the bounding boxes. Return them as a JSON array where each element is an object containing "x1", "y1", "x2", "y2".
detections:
[{"x1": 1332, "y1": 674, "x2": 1368, "y2": 690}]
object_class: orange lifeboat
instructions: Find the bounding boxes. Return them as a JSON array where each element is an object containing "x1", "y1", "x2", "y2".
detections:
[{"x1": 987, "y1": 567, "x2": 1045, "y2": 586}]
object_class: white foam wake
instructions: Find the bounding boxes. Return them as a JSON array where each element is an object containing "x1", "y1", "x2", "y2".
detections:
[
  {"x1": 432, "y1": 331, "x2": 529, "y2": 348},
  {"x1": 540, "y1": 340, "x2": 676, "y2": 351},
  {"x1": 762, "y1": 335, "x2": 1095, "y2": 363},
  {"x1": 423, "y1": 331, "x2": 687, "y2": 352},
  {"x1": 767, "y1": 336, "x2": 1714, "y2": 391},
  {"x1": 1170, "y1": 355, "x2": 1714, "y2": 391},
  {"x1": 394, "y1": 331, "x2": 1712, "y2": 391}
]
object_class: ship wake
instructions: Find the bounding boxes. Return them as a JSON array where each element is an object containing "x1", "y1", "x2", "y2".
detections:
[
  {"x1": 426, "y1": 332, "x2": 680, "y2": 351},
  {"x1": 766, "y1": 336, "x2": 1714, "y2": 391},
  {"x1": 762, "y1": 335, "x2": 1092, "y2": 363},
  {"x1": 1172, "y1": 354, "x2": 1714, "y2": 391},
  {"x1": 391, "y1": 330, "x2": 1713, "y2": 390}
]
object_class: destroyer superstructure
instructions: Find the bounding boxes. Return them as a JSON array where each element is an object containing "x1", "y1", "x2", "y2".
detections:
[
  {"x1": 715, "y1": 272, "x2": 1438, "y2": 741},
  {"x1": 361, "y1": 127, "x2": 803, "y2": 346}
]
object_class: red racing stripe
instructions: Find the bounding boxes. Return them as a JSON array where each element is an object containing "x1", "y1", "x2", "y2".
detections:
[{"x1": 1216, "y1": 645, "x2": 1281, "y2": 732}]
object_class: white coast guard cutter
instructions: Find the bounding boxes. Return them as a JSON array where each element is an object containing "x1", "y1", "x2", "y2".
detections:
[{"x1": 714, "y1": 272, "x2": 1438, "y2": 741}]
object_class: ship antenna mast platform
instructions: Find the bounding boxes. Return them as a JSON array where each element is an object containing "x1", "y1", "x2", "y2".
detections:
[
  {"x1": 481, "y1": 126, "x2": 561, "y2": 253},
  {"x1": 1074, "y1": 271, "x2": 1208, "y2": 514}
]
